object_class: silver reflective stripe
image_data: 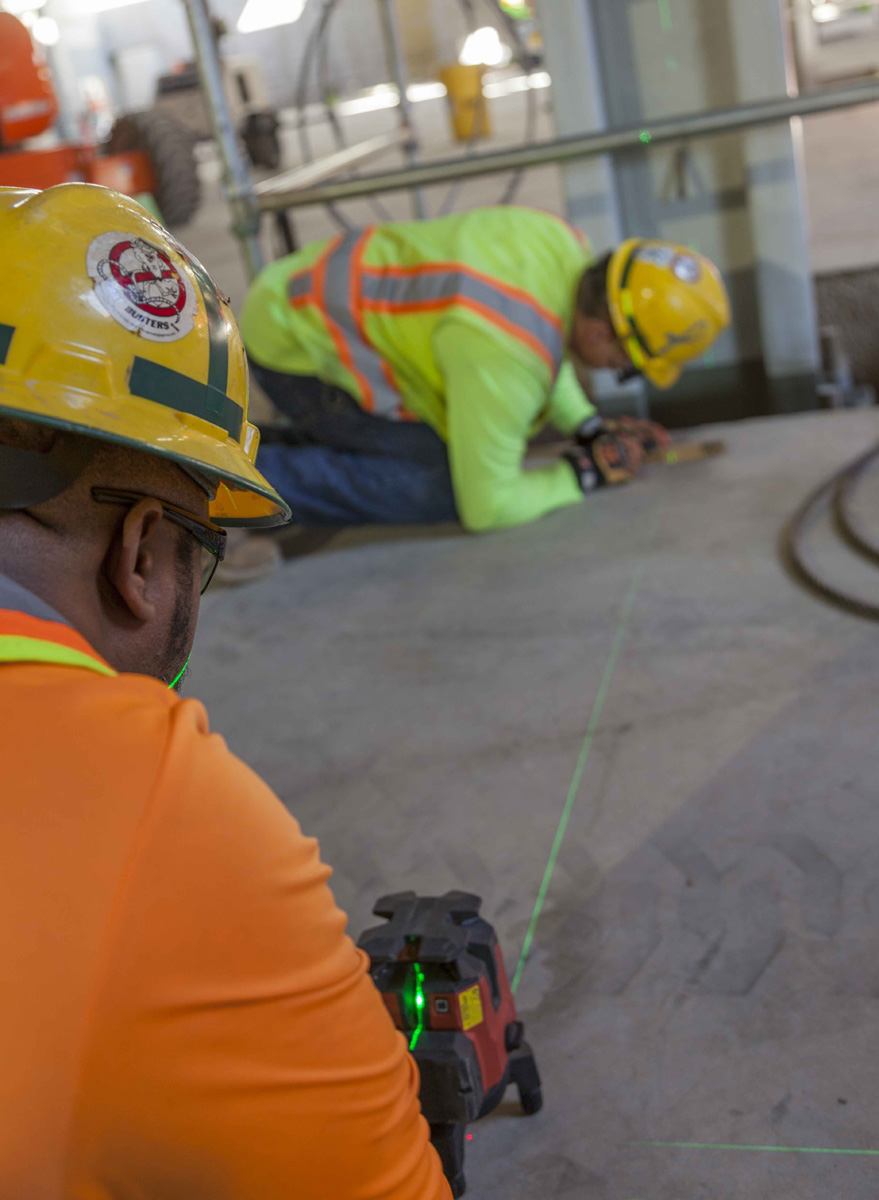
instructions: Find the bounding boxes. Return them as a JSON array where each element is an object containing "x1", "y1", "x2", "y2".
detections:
[
  {"x1": 322, "y1": 233, "x2": 403, "y2": 418},
  {"x1": 360, "y1": 269, "x2": 565, "y2": 369},
  {"x1": 0, "y1": 574, "x2": 70, "y2": 626},
  {"x1": 287, "y1": 271, "x2": 313, "y2": 302}
]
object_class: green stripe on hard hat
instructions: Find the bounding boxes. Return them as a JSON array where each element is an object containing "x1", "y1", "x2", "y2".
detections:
[
  {"x1": 616, "y1": 241, "x2": 655, "y2": 360},
  {"x1": 129, "y1": 357, "x2": 244, "y2": 441},
  {"x1": 188, "y1": 256, "x2": 230, "y2": 399},
  {"x1": 0, "y1": 324, "x2": 13, "y2": 366}
]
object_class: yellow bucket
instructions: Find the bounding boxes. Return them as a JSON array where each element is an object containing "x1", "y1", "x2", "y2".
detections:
[{"x1": 439, "y1": 63, "x2": 491, "y2": 142}]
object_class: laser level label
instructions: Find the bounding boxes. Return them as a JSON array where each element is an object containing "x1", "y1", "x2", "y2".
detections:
[{"x1": 459, "y1": 985, "x2": 483, "y2": 1031}]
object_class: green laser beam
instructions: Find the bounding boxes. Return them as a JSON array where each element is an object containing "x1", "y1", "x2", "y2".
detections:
[
  {"x1": 511, "y1": 540, "x2": 655, "y2": 993},
  {"x1": 657, "y1": 0, "x2": 673, "y2": 32},
  {"x1": 168, "y1": 653, "x2": 191, "y2": 691},
  {"x1": 409, "y1": 963, "x2": 426, "y2": 1051},
  {"x1": 642, "y1": 1141, "x2": 879, "y2": 1156}
]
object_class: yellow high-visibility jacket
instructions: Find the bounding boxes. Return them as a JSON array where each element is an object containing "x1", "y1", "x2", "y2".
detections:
[{"x1": 240, "y1": 207, "x2": 596, "y2": 531}]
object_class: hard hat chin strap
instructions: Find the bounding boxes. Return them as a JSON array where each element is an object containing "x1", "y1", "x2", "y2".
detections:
[{"x1": 0, "y1": 438, "x2": 98, "y2": 510}]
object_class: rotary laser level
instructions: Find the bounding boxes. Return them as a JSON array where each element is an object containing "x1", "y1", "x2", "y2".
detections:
[{"x1": 358, "y1": 890, "x2": 542, "y2": 1198}]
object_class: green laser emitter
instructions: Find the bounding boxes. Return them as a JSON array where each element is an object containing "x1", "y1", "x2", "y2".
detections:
[{"x1": 358, "y1": 890, "x2": 542, "y2": 1198}]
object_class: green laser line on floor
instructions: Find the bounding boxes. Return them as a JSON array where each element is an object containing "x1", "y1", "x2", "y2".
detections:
[
  {"x1": 641, "y1": 1141, "x2": 879, "y2": 1157},
  {"x1": 511, "y1": 541, "x2": 655, "y2": 993}
]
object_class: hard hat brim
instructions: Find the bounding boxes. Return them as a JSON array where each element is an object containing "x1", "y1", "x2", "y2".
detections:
[
  {"x1": 641, "y1": 356, "x2": 682, "y2": 391},
  {"x1": 0, "y1": 382, "x2": 291, "y2": 528}
]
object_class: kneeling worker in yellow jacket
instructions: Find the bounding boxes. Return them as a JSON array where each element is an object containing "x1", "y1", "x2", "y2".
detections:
[{"x1": 241, "y1": 207, "x2": 731, "y2": 533}]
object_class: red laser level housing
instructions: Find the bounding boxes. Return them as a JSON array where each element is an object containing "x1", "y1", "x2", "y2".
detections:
[{"x1": 359, "y1": 891, "x2": 541, "y2": 1197}]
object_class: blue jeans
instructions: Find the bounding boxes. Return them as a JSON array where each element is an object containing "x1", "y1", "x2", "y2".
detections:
[{"x1": 251, "y1": 364, "x2": 459, "y2": 526}]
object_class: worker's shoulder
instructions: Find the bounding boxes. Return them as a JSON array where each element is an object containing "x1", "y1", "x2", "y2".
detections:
[
  {"x1": 3, "y1": 662, "x2": 222, "y2": 781},
  {"x1": 247, "y1": 237, "x2": 335, "y2": 295},
  {"x1": 98, "y1": 669, "x2": 241, "y2": 783},
  {"x1": 469, "y1": 205, "x2": 590, "y2": 251}
]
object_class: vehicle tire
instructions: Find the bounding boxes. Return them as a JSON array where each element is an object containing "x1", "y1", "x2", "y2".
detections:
[{"x1": 106, "y1": 111, "x2": 201, "y2": 228}]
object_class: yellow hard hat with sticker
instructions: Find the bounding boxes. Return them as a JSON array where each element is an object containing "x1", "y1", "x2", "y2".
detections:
[
  {"x1": 0, "y1": 183, "x2": 290, "y2": 527},
  {"x1": 606, "y1": 239, "x2": 731, "y2": 390}
]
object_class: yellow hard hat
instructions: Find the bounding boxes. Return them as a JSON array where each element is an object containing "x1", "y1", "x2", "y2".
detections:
[
  {"x1": 606, "y1": 239, "x2": 731, "y2": 390},
  {"x1": 0, "y1": 183, "x2": 290, "y2": 526}
]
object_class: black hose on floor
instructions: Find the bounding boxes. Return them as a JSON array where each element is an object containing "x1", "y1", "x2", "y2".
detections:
[{"x1": 780, "y1": 440, "x2": 879, "y2": 622}]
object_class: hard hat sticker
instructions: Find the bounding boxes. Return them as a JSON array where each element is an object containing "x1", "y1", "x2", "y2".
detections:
[
  {"x1": 636, "y1": 245, "x2": 676, "y2": 270},
  {"x1": 87, "y1": 232, "x2": 197, "y2": 342},
  {"x1": 672, "y1": 253, "x2": 702, "y2": 284},
  {"x1": 636, "y1": 245, "x2": 703, "y2": 284}
]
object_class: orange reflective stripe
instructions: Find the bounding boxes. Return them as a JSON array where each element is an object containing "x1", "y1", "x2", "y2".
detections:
[
  {"x1": 311, "y1": 234, "x2": 375, "y2": 409},
  {"x1": 286, "y1": 267, "x2": 314, "y2": 309},
  {"x1": 349, "y1": 230, "x2": 376, "y2": 412},
  {"x1": 313, "y1": 232, "x2": 406, "y2": 418},
  {"x1": 361, "y1": 260, "x2": 564, "y2": 338},
  {"x1": 360, "y1": 294, "x2": 558, "y2": 373},
  {"x1": 0, "y1": 609, "x2": 115, "y2": 675},
  {"x1": 358, "y1": 261, "x2": 565, "y2": 373}
]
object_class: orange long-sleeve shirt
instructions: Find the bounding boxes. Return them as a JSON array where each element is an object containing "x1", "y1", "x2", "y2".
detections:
[{"x1": 0, "y1": 588, "x2": 450, "y2": 1200}]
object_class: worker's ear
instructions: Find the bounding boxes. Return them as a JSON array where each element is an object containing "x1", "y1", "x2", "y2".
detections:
[{"x1": 103, "y1": 497, "x2": 167, "y2": 622}]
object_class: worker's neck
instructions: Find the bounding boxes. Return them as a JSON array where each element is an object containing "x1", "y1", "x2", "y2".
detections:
[{"x1": 0, "y1": 540, "x2": 108, "y2": 654}]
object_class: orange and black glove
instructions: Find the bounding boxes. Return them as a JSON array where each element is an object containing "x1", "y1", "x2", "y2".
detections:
[
  {"x1": 600, "y1": 415, "x2": 671, "y2": 456},
  {"x1": 564, "y1": 428, "x2": 644, "y2": 492},
  {"x1": 575, "y1": 415, "x2": 671, "y2": 457}
]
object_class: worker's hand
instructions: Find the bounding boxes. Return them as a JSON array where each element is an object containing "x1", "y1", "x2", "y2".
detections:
[
  {"x1": 576, "y1": 415, "x2": 671, "y2": 456},
  {"x1": 564, "y1": 431, "x2": 644, "y2": 492}
]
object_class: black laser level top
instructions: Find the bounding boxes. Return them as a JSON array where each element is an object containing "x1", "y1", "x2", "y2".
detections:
[{"x1": 359, "y1": 890, "x2": 541, "y2": 1198}]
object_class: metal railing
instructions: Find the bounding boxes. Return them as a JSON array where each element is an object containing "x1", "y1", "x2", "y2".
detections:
[
  {"x1": 254, "y1": 77, "x2": 879, "y2": 214},
  {"x1": 180, "y1": 0, "x2": 879, "y2": 276},
  {"x1": 254, "y1": 129, "x2": 410, "y2": 197}
]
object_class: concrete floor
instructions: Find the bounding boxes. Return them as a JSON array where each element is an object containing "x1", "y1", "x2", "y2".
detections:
[{"x1": 189, "y1": 409, "x2": 879, "y2": 1199}]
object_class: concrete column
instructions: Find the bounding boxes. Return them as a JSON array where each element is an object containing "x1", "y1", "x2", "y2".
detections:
[
  {"x1": 538, "y1": 0, "x2": 645, "y2": 412},
  {"x1": 538, "y1": 0, "x2": 819, "y2": 422},
  {"x1": 728, "y1": 0, "x2": 820, "y2": 399}
]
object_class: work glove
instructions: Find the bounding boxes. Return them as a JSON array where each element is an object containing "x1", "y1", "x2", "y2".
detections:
[
  {"x1": 575, "y1": 414, "x2": 671, "y2": 457},
  {"x1": 563, "y1": 429, "x2": 644, "y2": 492}
]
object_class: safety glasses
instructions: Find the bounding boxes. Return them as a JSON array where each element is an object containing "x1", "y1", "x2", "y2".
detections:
[{"x1": 92, "y1": 487, "x2": 227, "y2": 594}]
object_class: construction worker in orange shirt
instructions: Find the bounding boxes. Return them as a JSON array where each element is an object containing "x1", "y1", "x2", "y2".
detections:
[{"x1": 0, "y1": 182, "x2": 450, "y2": 1200}]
